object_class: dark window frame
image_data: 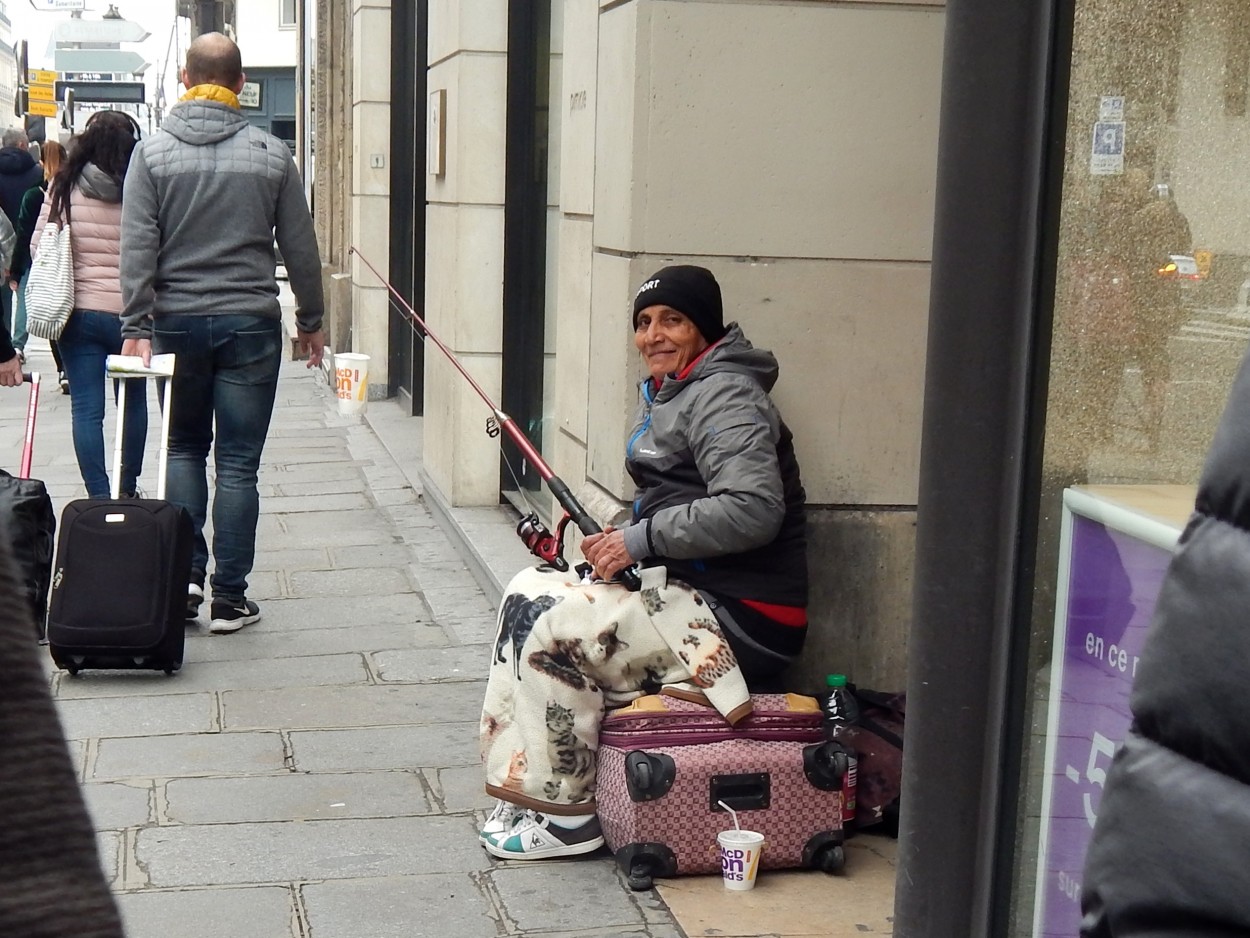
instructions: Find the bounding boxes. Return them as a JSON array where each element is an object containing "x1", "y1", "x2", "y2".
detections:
[
  {"x1": 387, "y1": 0, "x2": 427, "y2": 413},
  {"x1": 499, "y1": 0, "x2": 552, "y2": 505}
]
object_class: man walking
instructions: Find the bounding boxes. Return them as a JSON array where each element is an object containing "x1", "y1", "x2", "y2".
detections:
[{"x1": 120, "y1": 33, "x2": 325, "y2": 634}]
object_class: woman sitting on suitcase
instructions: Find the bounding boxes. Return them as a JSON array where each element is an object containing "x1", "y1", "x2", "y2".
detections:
[
  {"x1": 33, "y1": 112, "x2": 147, "y2": 499},
  {"x1": 480, "y1": 264, "x2": 808, "y2": 860}
]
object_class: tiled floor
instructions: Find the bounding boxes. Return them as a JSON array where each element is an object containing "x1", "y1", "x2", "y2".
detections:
[{"x1": 658, "y1": 832, "x2": 897, "y2": 937}]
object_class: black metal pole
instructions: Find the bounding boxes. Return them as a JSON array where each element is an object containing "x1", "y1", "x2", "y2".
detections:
[{"x1": 895, "y1": 0, "x2": 1066, "y2": 934}]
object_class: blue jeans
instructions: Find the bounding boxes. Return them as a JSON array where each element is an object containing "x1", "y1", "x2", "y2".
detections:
[
  {"x1": 12, "y1": 272, "x2": 28, "y2": 351},
  {"x1": 2, "y1": 282, "x2": 17, "y2": 352},
  {"x1": 58, "y1": 309, "x2": 148, "y2": 498},
  {"x1": 152, "y1": 315, "x2": 282, "y2": 602}
]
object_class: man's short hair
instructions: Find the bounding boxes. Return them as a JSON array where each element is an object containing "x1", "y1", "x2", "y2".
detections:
[
  {"x1": 184, "y1": 32, "x2": 243, "y2": 88},
  {"x1": 2, "y1": 128, "x2": 28, "y2": 149}
]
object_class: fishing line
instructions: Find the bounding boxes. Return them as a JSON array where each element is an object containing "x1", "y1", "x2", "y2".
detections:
[{"x1": 349, "y1": 246, "x2": 642, "y2": 590}]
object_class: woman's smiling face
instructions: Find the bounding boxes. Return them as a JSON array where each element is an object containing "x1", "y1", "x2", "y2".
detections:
[{"x1": 634, "y1": 304, "x2": 709, "y2": 381}]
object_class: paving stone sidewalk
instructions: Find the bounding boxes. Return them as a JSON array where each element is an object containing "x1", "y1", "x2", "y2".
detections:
[{"x1": 0, "y1": 341, "x2": 684, "y2": 938}]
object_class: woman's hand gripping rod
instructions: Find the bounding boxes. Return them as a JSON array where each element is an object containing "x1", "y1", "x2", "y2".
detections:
[{"x1": 349, "y1": 247, "x2": 642, "y2": 591}]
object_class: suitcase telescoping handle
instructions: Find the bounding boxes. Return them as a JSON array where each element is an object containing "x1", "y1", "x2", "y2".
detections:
[
  {"x1": 106, "y1": 354, "x2": 176, "y2": 500},
  {"x1": 20, "y1": 371, "x2": 39, "y2": 480}
]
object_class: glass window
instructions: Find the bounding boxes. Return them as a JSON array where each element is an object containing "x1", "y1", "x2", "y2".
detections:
[
  {"x1": 280, "y1": 0, "x2": 296, "y2": 28},
  {"x1": 1010, "y1": 1, "x2": 1250, "y2": 934},
  {"x1": 271, "y1": 118, "x2": 297, "y2": 154}
]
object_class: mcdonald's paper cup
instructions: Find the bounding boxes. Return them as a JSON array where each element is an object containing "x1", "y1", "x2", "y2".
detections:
[
  {"x1": 334, "y1": 352, "x2": 370, "y2": 415},
  {"x1": 718, "y1": 829, "x2": 765, "y2": 891}
]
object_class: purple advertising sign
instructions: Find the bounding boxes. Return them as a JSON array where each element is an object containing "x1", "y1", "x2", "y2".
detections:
[{"x1": 1033, "y1": 495, "x2": 1178, "y2": 937}]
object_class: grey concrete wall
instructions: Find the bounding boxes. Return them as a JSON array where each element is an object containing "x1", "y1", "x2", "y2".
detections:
[
  {"x1": 796, "y1": 508, "x2": 916, "y2": 694},
  {"x1": 316, "y1": 0, "x2": 943, "y2": 693},
  {"x1": 564, "y1": 0, "x2": 943, "y2": 691}
]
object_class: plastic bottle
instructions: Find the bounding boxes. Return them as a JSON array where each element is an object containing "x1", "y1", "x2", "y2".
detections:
[{"x1": 819, "y1": 673, "x2": 859, "y2": 827}]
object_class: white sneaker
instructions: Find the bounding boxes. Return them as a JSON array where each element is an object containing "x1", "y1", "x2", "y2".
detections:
[
  {"x1": 482, "y1": 810, "x2": 604, "y2": 860},
  {"x1": 479, "y1": 800, "x2": 522, "y2": 842}
]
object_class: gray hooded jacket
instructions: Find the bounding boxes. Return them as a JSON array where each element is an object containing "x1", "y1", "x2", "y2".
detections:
[
  {"x1": 622, "y1": 324, "x2": 807, "y2": 607},
  {"x1": 120, "y1": 99, "x2": 323, "y2": 337}
]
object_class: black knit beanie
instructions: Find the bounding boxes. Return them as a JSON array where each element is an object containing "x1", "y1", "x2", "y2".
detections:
[{"x1": 632, "y1": 265, "x2": 726, "y2": 342}]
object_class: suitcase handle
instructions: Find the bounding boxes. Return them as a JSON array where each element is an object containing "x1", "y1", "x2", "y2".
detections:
[
  {"x1": 709, "y1": 772, "x2": 771, "y2": 812},
  {"x1": 107, "y1": 355, "x2": 176, "y2": 500},
  {"x1": 20, "y1": 371, "x2": 38, "y2": 479}
]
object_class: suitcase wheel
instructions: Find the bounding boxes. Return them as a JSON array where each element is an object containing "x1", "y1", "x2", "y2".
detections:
[
  {"x1": 624, "y1": 751, "x2": 676, "y2": 802},
  {"x1": 803, "y1": 832, "x2": 847, "y2": 876},
  {"x1": 804, "y1": 741, "x2": 850, "y2": 792},
  {"x1": 627, "y1": 860, "x2": 654, "y2": 891},
  {"x1": 52, "y1": 652, "x2": 81, "y2": 676},
  {"x1": 815, "y1": 843, "x2": 846, "y2": 874},
  {"x1": 615, "y1": 843, "x2": 678, "y2": 891}
]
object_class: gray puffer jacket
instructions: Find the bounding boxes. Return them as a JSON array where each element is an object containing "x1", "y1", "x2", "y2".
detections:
[
  {"x1": 120, "y1": 98, "x2": 323, "y2": 337},
  {"x1": 622, "y1": 324, "x2": 807, "y2": 608},
  {"x1": 1081, "y1": 345, "x2": 1250, "y2": 935}
]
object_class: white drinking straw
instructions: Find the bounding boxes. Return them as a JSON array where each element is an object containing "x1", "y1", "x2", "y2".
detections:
[{"x1": 717, "y1": 800, "x2": 741, "y2": 831}]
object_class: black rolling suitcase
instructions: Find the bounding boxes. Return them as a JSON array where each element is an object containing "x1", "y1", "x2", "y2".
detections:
[
  {"x1": 0, "y1": 373, "x2": 56, "y2": 637},
  {"x1": 47, "y1": 355, "x2": 192, "y2": 675}
]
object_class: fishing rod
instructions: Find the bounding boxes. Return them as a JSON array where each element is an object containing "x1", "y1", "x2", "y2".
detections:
[{"x1": 349, "y1": 246, "x2": 642, "y2": 591}]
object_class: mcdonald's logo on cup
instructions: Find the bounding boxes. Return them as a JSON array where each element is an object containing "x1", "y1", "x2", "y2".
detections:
[{"x1": 334, "y1": 352, "x2": 370, "y2": 415}]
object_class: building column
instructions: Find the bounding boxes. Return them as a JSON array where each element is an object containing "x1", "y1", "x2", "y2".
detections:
[
  {"x1": 314, "y1": 0, "x2": 355, "y2": 354},
  {"x1": 347, "y1": 0, "x2": 390, "y2": 390},
  {"x1": 422, "y1": 3, "x2": 509, "y2": 505}
]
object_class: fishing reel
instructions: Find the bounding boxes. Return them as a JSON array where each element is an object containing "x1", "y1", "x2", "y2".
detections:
[{"x1": 517, "y1": 512, "x2": 573, "y2": 572}]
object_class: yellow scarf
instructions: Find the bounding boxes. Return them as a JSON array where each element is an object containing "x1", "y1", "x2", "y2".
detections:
[{"x1": 179, "y1": 84, "x2": 241, "y2": 109}]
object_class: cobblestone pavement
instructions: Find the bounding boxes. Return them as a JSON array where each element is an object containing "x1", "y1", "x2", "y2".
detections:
[{"x1": 0, "y1": 340, "x2": 685, "y2": 938}]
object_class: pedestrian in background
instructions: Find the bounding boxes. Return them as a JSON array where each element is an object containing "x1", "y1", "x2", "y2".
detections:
[
  {"x1": 0, "y1": 128, "x2": 45, "y2": 365},
  {"x1": 11, "y1": 140, "x2": 69, "y2": 394},
  {"x1": 0, "y1": 530, "x2": 126, "y2": 938},
  {"x1": 0, "y1": 210, "x2": 19, "y2": 388},
  {"x1": 120, "y1": 32, "x2": 325, "y2": 633},
  {"x1": 35, "y1": 112, "x2": 147, "y2": 500},
  {"x1": 0, "y1": 208, "x2": 15, "y2": 284}
]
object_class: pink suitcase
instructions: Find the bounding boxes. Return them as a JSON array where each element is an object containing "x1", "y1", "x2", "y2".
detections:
[{"x1": 597, "y1": 690, "x2": 848, "y2": 890}]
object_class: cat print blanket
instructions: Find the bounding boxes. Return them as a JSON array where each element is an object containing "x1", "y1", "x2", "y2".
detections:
[{"x1": 480, "y1": 564, "x2": 752, "y2": 814}]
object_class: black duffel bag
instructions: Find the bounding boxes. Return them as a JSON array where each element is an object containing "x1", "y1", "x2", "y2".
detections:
[{"x1": 0, "y1": 469, "x2": 56, "y2": 637}]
